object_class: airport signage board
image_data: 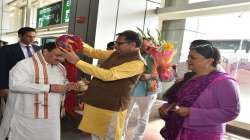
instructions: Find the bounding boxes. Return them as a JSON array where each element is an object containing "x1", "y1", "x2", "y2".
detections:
[
  {"x1": 37, "y1": 2, "x2": 62, "y2": 28},
  {"x1": 62, "y1": 0, "x2": 71, "y2": 23}
]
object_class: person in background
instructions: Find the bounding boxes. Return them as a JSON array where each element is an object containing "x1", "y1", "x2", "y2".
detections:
[
  {"x1": 0, "y1": 27, "x2": 40, "y2": 123},
  {"x1": 106, "y1": 41, "x2": 115, "y2": 50},
  {"x1": 159, "y1": 40, "x2": 240, "y2": 140},
  {"x1": 122, "y1": 38, "x2": 162, "y2": 140},
  {"x1": 97, "y1": 41, "x2": 115, "y2": 66},
  {"x1": 32, "y1": 41, "x2": 39, "y2": 46},
  {"x1": 0, "y1": 40, "x2": 8, "y2": 47},
  {"x1": 0, "y1": 42, "x2": 80, "y2": 140},
  {"x1": 61, "y1": 30, "x2": 145, "y2": 140}
]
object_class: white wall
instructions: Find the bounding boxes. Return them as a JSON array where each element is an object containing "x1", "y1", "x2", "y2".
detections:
[
  {"x1": 0, "y1": 10, "x2": 10, "y2": 34},
  {"x1": 115, "y1": 0, "x2": 146, "y2": 33},
  {"x1": 94, "y1": 0, "x2": 160, "y2": 50},
  {"x1": 94, "y1": 0, "x2": 119, "y2": 50}
]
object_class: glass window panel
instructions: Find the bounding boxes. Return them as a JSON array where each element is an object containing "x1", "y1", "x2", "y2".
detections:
[{"x1": 183, "y1": 12, "x2": 250, "y2": 124}]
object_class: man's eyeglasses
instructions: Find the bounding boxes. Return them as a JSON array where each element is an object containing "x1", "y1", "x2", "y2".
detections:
[{"x1": 114, "y1": 41, "x2": 131, "y2": 46}]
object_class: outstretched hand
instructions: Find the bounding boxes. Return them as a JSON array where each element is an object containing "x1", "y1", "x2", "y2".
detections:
[
  {"x1": 59, "y1": 45, "x2": 80, "y2": 64},
  {"x1": 65, "y1": 82, "x2": 81, "y2": 92}
]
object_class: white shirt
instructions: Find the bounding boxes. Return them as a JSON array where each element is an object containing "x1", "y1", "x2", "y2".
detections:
[
  {"x1": 19, "y1": 42, "x2": 35, "y2": 58},
  {"x1": 0, "y1": 51, "x2": 67, "y2": 140}
]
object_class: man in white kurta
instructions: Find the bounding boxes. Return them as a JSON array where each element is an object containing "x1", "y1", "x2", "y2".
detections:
[{"x1": 0, "y1": 42, "x2": 76, "y2": 140}]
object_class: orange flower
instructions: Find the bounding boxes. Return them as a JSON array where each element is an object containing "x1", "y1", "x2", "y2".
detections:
[{"x1": 163, "y1": 42, "x2": 173, "y2": 51}]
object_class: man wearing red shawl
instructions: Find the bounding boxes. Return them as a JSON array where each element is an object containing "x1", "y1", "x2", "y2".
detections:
[{"x1": 0, "y1": 42, "x2": 80, "y2": 140}]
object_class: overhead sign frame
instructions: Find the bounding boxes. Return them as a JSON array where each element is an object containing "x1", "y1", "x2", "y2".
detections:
[{"x1": 37, "y1": 1, "x2": 63, "y2": 28}]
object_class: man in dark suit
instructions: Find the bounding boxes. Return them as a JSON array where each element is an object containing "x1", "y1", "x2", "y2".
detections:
[{"x1": 0, "y1": 27, "x2": 40, "y2": 98}]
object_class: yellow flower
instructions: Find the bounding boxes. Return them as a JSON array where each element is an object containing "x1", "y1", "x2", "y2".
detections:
[{"x1": 163, "y1": 42, "x2": 173, "y2": 50}]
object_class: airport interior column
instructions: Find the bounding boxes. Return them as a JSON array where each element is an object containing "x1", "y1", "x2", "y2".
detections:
[
  {"x1": 25, "y1": 0, "x2": 32, "y2": 26},
  {"x1": 161, "y1": 0, "x2": 189, "y2": 63}
]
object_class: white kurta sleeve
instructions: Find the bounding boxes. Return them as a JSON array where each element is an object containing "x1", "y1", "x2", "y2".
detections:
[{"x1": 9, "y1": 60, "x2": 50, "y2": 94}]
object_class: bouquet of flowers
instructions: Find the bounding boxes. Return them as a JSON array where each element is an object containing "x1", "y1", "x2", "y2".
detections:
[{"x1": 138, "y1": 28, "x2": 175, "y2": 81}]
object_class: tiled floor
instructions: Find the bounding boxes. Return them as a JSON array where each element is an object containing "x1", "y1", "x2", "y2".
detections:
[
  {"x1": 61, "y1": 117, "x2": 164, "y2": 140},
  {"x1": 128, "y1": 119, "x2": 164, "y2": 140},
  {"x1": 224, "y1": 133, "x2": 250, "y2": 140},
  {"x1": 61, "y1": 101, "x2": 249, "y2": 140},
  {"x1": 61, "y1": 116, "x2": 249, "y2": 140},
  {"x1": 61, "y1": 102, "x2": 165, "y2": 140}
]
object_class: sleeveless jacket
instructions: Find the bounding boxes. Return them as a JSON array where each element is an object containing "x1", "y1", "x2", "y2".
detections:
[{"x1": 81, "y1": 51, "x2": 142, "y2": 111}]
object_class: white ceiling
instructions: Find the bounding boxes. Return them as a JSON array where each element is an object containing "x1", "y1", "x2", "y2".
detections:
[{"x1": 157, "y1": 0, "x2": 250, "y2": 20}]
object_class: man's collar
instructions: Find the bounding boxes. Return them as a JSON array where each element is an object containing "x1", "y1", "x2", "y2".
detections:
[{"x1": 19, "y1": 42, "x2": 32, "y2": 47}]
